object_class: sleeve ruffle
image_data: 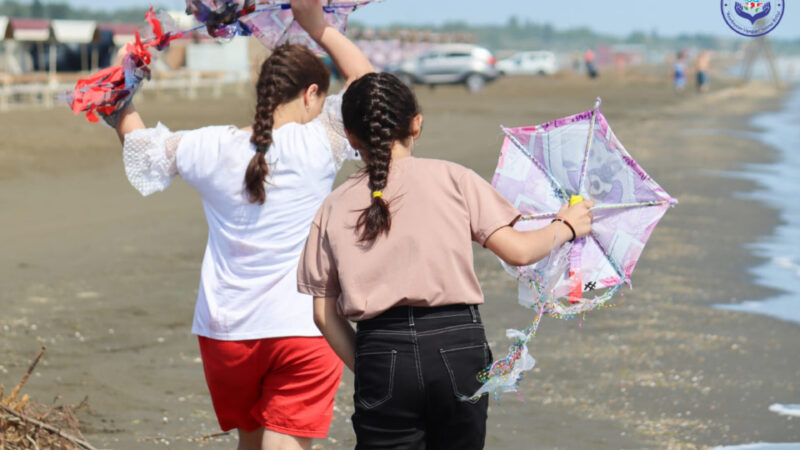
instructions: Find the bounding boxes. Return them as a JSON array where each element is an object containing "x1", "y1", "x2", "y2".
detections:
[
  {"x1": 318, "y1": 92, "x2": 359, "y2": 171},
  {"x1": 122, "y1": 123, "x2": 185, "y2": 196}
]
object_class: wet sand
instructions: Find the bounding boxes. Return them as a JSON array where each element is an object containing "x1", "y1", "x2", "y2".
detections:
[{"x1": 1, "y1": 74, "x2": 799, "y2": 449}]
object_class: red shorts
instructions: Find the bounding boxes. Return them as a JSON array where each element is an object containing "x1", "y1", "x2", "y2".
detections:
[{"x1": 198, "y1": 336, "x2": 343, "y2": 438}]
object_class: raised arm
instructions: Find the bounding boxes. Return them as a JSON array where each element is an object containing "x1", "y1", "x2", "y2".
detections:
[
  {"x1": 103, "y1": 44, "x2": 146, "y2": 145},
  {"x1": 292, "y1": 0, "x2": 374, "y2": 86},
  {"x1": 486, "y1": 201, "x2": 595, "y2": 267},
  {"x1": 114, "y1": 104, "x2": 145, "y2": 145}
]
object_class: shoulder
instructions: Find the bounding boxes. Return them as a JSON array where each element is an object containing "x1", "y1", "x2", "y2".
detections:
[
  {"x1": 316, "y1": 174, "x2": 367, "y2": 218},
  {"x1": 190, "y1": 125, "x2": 243, "y2": 140},
  {"x1": 420, "y1": 158, "x2": 470, "y2": 172},
  {"x1": 270, "y1": 122, "x2": 334, "y2": 174},
  {"x1": 329, "y1": 173, "x2": 367, "y2": 202},
  {"x1": 271, "y1": 121, "x2": 329, "y2": 156},
  {"x1": 180, "y1": 125, "x2": 247, "y2": 151},
  {"x1": 273, "y1": 120, "x2": 326, "y2": 142},
  {"x1": 176, "y1": 125, "x2": 252, "y2": 176},
  {"x1": 409, "y1": 157, "x2": 477, "y2": 182}
]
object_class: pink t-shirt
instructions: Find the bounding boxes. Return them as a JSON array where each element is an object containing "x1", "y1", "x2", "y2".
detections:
[{"x1": 298, "y1": 157, "x2": 520, "y2": 321}]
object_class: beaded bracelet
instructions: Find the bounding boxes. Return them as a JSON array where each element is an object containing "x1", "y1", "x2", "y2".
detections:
[{"x1": 551, "y1": 216, "x2": 577, "y2": 242}]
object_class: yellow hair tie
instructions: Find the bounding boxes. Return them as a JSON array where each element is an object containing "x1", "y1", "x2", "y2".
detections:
[{"x1": 372, "y1": 191, "x2": 383, "y2": 199}]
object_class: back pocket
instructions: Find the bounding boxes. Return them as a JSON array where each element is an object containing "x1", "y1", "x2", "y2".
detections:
[
  {"x1": 440, "y1": 343, "x2": 490, "y2": 403},
  {"x1": 354, "y1": 350, "x2": 397, "y2": 409}
]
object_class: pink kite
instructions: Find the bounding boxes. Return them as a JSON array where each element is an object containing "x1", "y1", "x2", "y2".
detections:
[{"x1": 474, "y1": 99, "x2": 677, "y2": 399}]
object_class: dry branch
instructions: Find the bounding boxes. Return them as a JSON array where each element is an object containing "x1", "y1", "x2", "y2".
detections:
[
  {"x1": 4, "y1": 347, "x2": 45, "y2": 408},
  {"x1": 0, "y1": 405, "x2": 97, "y2": 450}
]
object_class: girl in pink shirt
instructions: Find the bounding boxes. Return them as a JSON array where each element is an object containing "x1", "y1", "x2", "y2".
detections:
[{"x1": 299, "y1": 72, "x2": 594, "y2": 449}]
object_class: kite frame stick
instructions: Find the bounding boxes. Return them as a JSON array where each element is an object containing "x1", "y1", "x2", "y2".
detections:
[
  {"x1": 501, "y1": 126, "x2": 569, "y2": 201},
  {"x1": 576, "y1": 97, "x2": 602, "y2": 195},
  {"x1": 518, "y1": 200, "x2": 674, "y2": 220}
]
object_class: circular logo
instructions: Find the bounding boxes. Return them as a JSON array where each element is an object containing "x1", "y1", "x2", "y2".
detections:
[{"x1": 721, "y1": 1, "x2": 785, "y2": 37}]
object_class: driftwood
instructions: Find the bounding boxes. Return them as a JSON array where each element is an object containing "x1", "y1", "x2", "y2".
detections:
[
  {"x1": 0, "y1": 404, "x2": 97, "y2": 450},
  {"x1": 4, "y1": 347, "x2": 45, "y2": 408},
  {"x1": 0, "y1": 347, "x2": 97, "y2": 450}
]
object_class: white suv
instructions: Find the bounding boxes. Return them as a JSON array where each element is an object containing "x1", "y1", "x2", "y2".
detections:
[
  {"x1": 497, "y1": 51, "x2": 559, "y2": 76},
  {"x1": 388, "y1": 44, "x2": 500, "y2": 93}
]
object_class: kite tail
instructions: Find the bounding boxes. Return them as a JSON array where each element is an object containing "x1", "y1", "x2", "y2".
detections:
[{"x1": 470, "y1": 305, "x2": 545, "y2": 401}]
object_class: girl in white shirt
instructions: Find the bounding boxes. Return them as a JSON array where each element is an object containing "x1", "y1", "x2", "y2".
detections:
[{"x1": 108, "y1": 1, "x2": 373, "y2": 449}]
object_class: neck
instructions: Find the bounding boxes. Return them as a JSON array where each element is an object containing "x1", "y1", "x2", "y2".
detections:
[
  {"x1": 390, "y1": 139, "x2": 413, "y2": 162},
  {"x1": 271, "y1": 97, "x2": 304, "y2": 130}
]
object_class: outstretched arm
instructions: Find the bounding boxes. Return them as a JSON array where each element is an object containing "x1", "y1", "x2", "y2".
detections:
[
  {"x1": 486, "y1": 201, "x2": 595, "y2": 267},
  {"x1": 313, "y1": 297, "x2": 356, "y2": 372},
  {"x1": 292, "y1": 0, "x2": 374, "y2": 86}
]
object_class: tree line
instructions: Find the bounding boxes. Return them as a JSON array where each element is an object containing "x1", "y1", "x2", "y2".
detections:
[
  {"x1": 0, "y1": 0, "x2": 151, "y2": 22},
  {"x1": 353, "y1": 16, "x2": 799, "y2": 54},
  {"x1": 2, "y1": 2, "x2": 797, "y2": 54}
]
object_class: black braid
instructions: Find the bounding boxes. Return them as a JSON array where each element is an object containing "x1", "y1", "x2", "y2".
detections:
[{"x1": 342, "y1": 73, "x2": 421, "y2": 243}]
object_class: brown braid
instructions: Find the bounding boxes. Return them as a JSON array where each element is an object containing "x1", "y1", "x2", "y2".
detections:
[
  {"x1": 342, "y1": 73, "x2": 420, "y2": 243},
  {"x1": 245, "y1": 44, "x2": 330, "y2": 204}
]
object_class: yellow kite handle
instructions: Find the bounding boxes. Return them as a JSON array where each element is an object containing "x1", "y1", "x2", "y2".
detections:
[{"x1": 570, "y1": 195, "x2": 584, "y2": 206}]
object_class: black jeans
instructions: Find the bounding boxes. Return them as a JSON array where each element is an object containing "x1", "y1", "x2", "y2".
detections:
[{"x1": 352, "y1": 304, "x2": 491, "y2": 450}]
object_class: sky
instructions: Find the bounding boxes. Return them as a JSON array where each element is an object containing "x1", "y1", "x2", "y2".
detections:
[{"x1": 58, "y1": 0, "x2": 800, "y2": 40}]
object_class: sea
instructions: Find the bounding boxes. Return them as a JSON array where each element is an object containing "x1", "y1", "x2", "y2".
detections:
[
  {"x1": 713, "y1": 85, "x2": 800, "y2": 449},
  {"x1": 714, "y1": 86, "x2": 800, "y2": 326}
]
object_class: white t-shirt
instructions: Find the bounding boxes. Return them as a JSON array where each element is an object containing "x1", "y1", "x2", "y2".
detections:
[{"x1": 122, "y1": 93, "x2": 355, "y2": 340}]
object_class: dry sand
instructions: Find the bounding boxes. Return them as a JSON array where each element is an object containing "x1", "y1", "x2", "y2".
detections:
[{"x1": 1, "y1": 74, "x2": 799, "y2": 449}]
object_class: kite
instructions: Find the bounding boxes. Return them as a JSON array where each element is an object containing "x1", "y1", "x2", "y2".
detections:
[
  {"x1": 473, "y1": 99, "x2": 677, "y2": 400},
  {"x1": 69, "y1": 0, "x2": 377, "y2": 124}
]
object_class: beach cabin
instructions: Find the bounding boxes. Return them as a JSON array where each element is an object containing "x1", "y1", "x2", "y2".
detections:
[
  {"x1": 3, "y1": 18, "x2": 105, "y2": 75},
  {"x1": 1, "y1": 16, "x2": 11, "y2": 73},
  {"x1": 99, "y1": 23, "x2": 138, "y2": 47},
  {"x1": 51, "y1": 19, "x2": 103, "y2": 72},
  {"x1": 5, "y1": 18, "x2": 51, "y2": 73}
]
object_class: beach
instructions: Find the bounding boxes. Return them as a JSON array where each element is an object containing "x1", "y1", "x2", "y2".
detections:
[{"x1": 1, "y1": 74, "x2": 799, "y2": 449}]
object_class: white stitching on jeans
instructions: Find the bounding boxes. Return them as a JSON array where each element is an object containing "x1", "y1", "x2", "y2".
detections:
[
  {"x1": 416, "y1": 324, "x2": 484, "y2": 337},
  {"x1": 355, "y1": 350, "x2": 397, "y2": 409},
  {"x1": 416, "y1": 313, "x2": 471, "y2": 320},
  {"x1": 440, "y1": 344, "x2": 486, "y2": 404}
]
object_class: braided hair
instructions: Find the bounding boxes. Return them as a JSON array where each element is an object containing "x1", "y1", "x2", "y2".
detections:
[
  {"x1": 342, "y1": 73, "x2": 420, "y2": 243},
  {"x1": 245, "y1": 44, "x2": 330, "y2": 204}
]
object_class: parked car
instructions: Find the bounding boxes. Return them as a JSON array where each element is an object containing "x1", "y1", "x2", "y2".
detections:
[
  {"x1": 387, "y1": 44, "x2": 500, "y2": 93},
  {"x1": 497, "y1": 51, "x2": 559, "y2": 76}
]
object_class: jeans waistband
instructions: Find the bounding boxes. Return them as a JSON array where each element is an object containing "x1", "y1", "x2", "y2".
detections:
[{"x1": 357, "y1": 304, "x2": 481, "y2": 332}]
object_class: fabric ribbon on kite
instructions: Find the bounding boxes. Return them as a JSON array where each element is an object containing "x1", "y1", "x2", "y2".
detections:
[
  {"x1": 68, "y1": 8, "x2": 183, "y2": 124},
  {"x1": 69, "y1": 0, "x2": 377, "y2": 124},
  {"x1": 473, "y1": 99, "x2": 677, "y2": 400}
]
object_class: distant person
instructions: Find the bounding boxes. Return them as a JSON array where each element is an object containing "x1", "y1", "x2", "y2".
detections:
[
  {"x1": 572, "y1": 51, "x2": 582, "y2": 74},
  {"x1": 695, "y1": 50, "x2": 711, "y2": 93},
  {"x1": 101, "y1": 1, "x2": 374, "y2": 449},
  {"x1": 585, "y1": 49, "x2": 598, "y2": 79},
  {"x1": 298, "y1": 72, "x2": 595, "y2": 449},
  {"x1": 615, "y1": 53, "x2": 627, "y2": 78},
  {"x1": 674, "y1": 50, "x2": 687, "y2": 93}
]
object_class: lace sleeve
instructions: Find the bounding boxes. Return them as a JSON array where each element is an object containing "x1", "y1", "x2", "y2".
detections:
[
  {"x1": 122, "y1": 123, "x2": 187, "y2": 196},
  {"x1": 318, "y1": 92, "x2": 359, "y2": 171}
]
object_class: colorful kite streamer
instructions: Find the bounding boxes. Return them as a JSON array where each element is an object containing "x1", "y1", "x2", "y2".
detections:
[{"x1": 69, "y1": 0, "x2": 378, "y2": 124}]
